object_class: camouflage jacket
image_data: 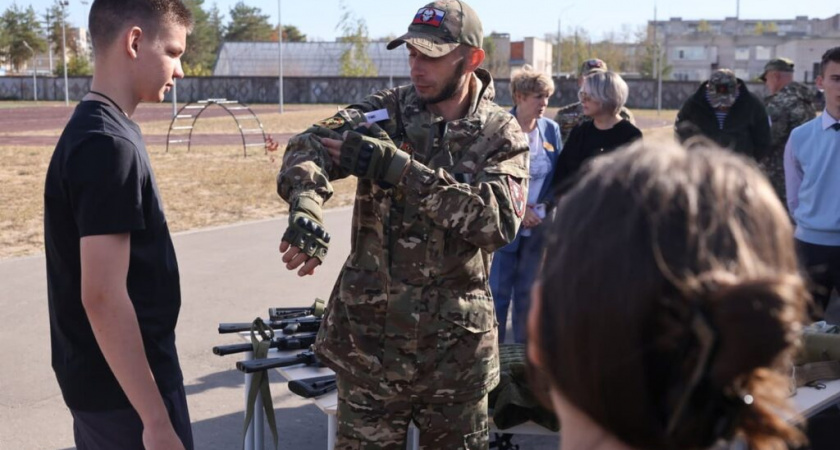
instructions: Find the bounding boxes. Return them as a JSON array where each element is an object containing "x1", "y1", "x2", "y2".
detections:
[
  {"x1": 277, "y1": 68, "x2": 530, "y2": 402},
  {"x1": 759, "y1": 82, "x2": 816, "y2": 204},
  {"x1": 553, "y1": 102, "x2": 635, "y2": 144}
]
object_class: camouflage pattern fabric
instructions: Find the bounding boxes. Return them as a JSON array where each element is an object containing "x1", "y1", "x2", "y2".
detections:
[
  {"x1": 707, "y1": 69, "x2": 739, "y2": 108},
  {"x1": 758, "y1": 81, "x2": 816, "y2": 206},
  {"x1": 488, "y1": 343, "x2": 559, "y2": 431},
  {"x1": 335, "y1": 375, "x2": 489, "y2": 449},
  {"x1": 553, "y1": 102, "x2": 635, "y2": 144},
  {"x1": 277, "y1": 68, "x2": 529, "y2": 404}
]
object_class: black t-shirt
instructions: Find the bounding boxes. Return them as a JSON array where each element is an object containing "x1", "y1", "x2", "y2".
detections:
[
  {"x1": 552, "y1": 119, "x2": 643, "y2": 193},
  {"x1": 44, "y1": 101, "x2": 183, "y2": 411}
]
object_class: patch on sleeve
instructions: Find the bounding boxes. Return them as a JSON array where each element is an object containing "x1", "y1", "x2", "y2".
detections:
[
  {"x1": 317, "y1": 116, "x2": 346, "y2": 130},
  {"x1": 508, "y1": 176, "x2": 525, "y2": 218}
]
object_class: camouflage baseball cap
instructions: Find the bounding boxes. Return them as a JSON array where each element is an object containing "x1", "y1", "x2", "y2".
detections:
[
  {"x1": 579, "y1": 58, "x2": 608, "y2": 76},
  {"x1": 707, "y1": 69, "x2": 738, "y2": 108},
  {"x1": 759, "y1": 57, "x2": 794, "y2": 81},
  {"x1": 386, "y1": 0, "x2": 483, "y2": 57}
]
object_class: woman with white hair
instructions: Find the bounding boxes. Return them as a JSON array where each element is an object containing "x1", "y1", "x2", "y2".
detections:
[{"x1": 550, "y1": 71, "x2": 642, "y2": 194}]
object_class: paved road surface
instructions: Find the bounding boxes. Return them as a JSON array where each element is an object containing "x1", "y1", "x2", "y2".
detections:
[{"x1": 0, "y1": 206, "x2": 558, "y2": 450}]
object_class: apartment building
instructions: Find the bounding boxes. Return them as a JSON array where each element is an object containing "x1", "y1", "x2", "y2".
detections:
[{"x1": 649, "y1": 14, "x2": 840, "y2": 81}]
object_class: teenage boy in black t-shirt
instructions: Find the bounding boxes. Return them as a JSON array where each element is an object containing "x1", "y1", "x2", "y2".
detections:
[{"x1": 43, "y1": 1, "x2": 194, "y2": 449}]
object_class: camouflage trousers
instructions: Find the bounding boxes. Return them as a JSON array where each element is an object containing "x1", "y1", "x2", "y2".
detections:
[{"x1": 335, "y1": 375, "x2": 489, "y2": 449}]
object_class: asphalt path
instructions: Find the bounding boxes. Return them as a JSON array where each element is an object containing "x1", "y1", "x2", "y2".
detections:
[{"x1": 0, "y1": 206, "x2": 558, "y2": 450}]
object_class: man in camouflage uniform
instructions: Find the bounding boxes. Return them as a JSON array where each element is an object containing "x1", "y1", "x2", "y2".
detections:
[
  {"x1": 758, "y1": 57, "x2": 816, "y2": 207},
  {"x1": 553, "y1": 58, "x2": 635, "y2": 144},
  {"x1": 275, "y1": 1, "x2": 529, "y2": 448}
]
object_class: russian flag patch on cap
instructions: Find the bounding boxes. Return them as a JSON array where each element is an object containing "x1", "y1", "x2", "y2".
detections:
[{"x1": 412, "y1": 7, "x2": 445, "y2": 27}]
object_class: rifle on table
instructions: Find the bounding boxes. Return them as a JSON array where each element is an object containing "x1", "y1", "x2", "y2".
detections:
[
  {"x1": 212, "y1": 332, "x2": 317, "y2": 356},
  {"x1": 236, "y1": 350, "x2": 321, "y2": 373},
  {"x1": 269, "y1": 298, "x2": 326, "y2": 321},
  {"x1": 218, "y1": 316, "x2": 322, "y2": 335},
  {"x1": 288, "y1": 374, "x2": 337, "y2": 398}
]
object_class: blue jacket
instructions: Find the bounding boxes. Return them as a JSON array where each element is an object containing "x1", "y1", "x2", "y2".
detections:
[{"x1": 498, "y1": 110, "x2": 562, "y2": 253}]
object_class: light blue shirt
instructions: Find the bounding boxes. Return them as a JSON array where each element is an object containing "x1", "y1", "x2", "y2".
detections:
[{"x1": 784, "y1": 110, "x2": 840, "y2": 245}]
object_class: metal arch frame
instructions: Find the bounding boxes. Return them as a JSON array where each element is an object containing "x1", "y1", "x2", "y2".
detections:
[{"x1": 166, "y1": 98, "x2": 267, "y2": 157}]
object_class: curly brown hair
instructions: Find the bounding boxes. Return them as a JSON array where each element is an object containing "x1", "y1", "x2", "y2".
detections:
[{"x1": 532, "y1": 138, "x2": 808, "y2": 449}]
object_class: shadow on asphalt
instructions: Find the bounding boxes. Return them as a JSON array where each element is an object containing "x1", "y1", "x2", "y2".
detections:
[
  {"x1": 184, "y1": 368, "x2": 244, "y2": 396},
  {"x1": 58, "y1": 403, "x2": 329, "y2": 450}
]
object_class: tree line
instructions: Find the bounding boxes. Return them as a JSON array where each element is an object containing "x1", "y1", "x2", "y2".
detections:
[{"x1": 0, "y1": 0, "x2": 308, "y2": 76}]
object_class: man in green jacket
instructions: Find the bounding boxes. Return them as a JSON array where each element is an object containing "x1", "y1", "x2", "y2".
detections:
[
  {"x1": 275, "y1": 1, "x2": 529, "y2": 448},
  {"x1": 758, "y1": 58, "x2": 816, "y2": 206}
]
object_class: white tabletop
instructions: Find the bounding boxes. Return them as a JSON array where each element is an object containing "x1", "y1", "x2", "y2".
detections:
[
  {"x1": 247, "y1": 340, "x2": 840, "y2": 426},
  {"x1": 792, "y1": 378, "x2": 840, "y2": 419}
]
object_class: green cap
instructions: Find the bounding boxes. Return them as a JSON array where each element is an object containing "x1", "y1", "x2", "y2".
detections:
[
  {"x1": 387, "y1": 0, "x2": 483, "y2": 57},
  {"x1": 759, "y1": 57, "x2": 795, "y2": 81},
  {"x1": 579, "y1": 58, "x2": 608, "y2": 76}
]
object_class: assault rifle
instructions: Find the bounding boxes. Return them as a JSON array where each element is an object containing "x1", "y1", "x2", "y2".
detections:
[
  {"x1": 268, "y1": 298, "x2": 326, "y2": 321},
  {"x1": 236, "y1": 350, "x2": 321, "y2": 374},
  {"x1": 288, "y1": 374, "x2": 337, "y2": 399},
  {"x1": 218, "y1": 316, "x2": 322, "y2": 335},
  {"x1": 212, "y1": 332, "x2": 317, "y2": 356}
]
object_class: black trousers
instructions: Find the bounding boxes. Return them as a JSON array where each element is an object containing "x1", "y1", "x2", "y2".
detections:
[
  {"x1": 796, "y1": 239, "x2": 840, "y2": 319},
  {"x1": 70, "y1": 385, "x2": 193, "y2": 450}
]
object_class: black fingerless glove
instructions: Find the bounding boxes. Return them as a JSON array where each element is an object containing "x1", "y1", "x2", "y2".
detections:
[
  {"x1": 339, "y1": 127, "x2": 410, "y2": 185},
  {"x1": 282, "y1": 194, "x2": 330, "y2": 262}
]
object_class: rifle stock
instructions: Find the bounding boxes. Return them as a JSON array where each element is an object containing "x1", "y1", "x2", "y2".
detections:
[{"x1": 288, "y1": 374, "x2": 337, "y2": 398}]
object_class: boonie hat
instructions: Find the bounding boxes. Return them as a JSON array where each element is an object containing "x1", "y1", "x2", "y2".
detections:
[
  {"x1": 759, "y1": 57, "x2": 795, "y2": 81},
  {"x1": 579, "y1": 58, "x2": 608, "y2": 76},
  {"x1": 387, "y1": 0, "x2": 483, "y2": 57},
  {"x1": 707, "y1": 69, "x2": 738, "y2": 108}
]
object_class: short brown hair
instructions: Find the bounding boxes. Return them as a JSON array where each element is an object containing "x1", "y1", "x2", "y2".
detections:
[
  {"x1": 89, "y1": 0, "x2": 193, "y2": 51},
  {"x1": 820, "y1": 46, "x2": 840, "y2": 76},
  {"x1": 534, "y1": 138, "x2": 807, "y2": 449},
  {"x1": 510, "y1": 64, "x2": 554, "y2": 100}
]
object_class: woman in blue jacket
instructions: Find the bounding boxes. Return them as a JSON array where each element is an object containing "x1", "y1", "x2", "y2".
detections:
[{"x1": 490, "y1": 65, "x2": 562, "y2": 343}]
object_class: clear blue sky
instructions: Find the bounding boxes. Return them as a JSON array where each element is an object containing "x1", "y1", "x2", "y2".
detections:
[{"x1": 10, "y1": 0, "x2": 840, "y2": 42}]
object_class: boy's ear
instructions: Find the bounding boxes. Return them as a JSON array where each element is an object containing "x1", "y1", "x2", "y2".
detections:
[{"x1": 126, "y1": 27, "x2": 142, "y2": 58}]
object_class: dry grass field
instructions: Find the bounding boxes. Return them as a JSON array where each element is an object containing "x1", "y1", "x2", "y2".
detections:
[
  {"x1": 0, "y1": 104, "x2": 357, "y2": 259},
  {"x1": 0, "y1": 103, "x2": 677, "y2": 259}
]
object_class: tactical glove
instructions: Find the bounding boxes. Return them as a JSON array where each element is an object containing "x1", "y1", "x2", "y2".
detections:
[
  {"x1": 339, "y1": 128, "x2": 411, "y2": 186},
  {"x1": 282, "y1": 194, "x2": 330, "y2": 263}
]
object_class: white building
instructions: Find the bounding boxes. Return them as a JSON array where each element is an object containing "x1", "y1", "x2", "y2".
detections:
[{"x1": 649, "y1": 14, "x2": 840, "y2": 81}]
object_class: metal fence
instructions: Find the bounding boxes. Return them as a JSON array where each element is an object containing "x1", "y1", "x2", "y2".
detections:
[{"x1": 1, "y1": 75, "x2": 807, "y2": 110}]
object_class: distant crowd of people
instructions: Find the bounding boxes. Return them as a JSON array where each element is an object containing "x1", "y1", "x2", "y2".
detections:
[{"x1": 494, "y1": 48, "x2": 840, "y2": 345}]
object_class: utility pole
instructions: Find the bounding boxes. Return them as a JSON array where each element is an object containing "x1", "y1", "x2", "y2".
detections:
[
  {"x1": 60, "y1": 0, "x2": 69, "y2": 106},
  {"x1": 277, "y1": 0, "x2": 284, "y2": 114},
  {"x1": 45, "y1": 9, "x2": 53, "y2": 73},
  {"x1": 653, "y1": 2, "x2": 661, "y2": 113},
  {"x1": 23, "y1": 41, "x2": 37, "y2": 102},
  {"x1": 556, "y1": 18, "x2": 562, "y2": 76}
]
